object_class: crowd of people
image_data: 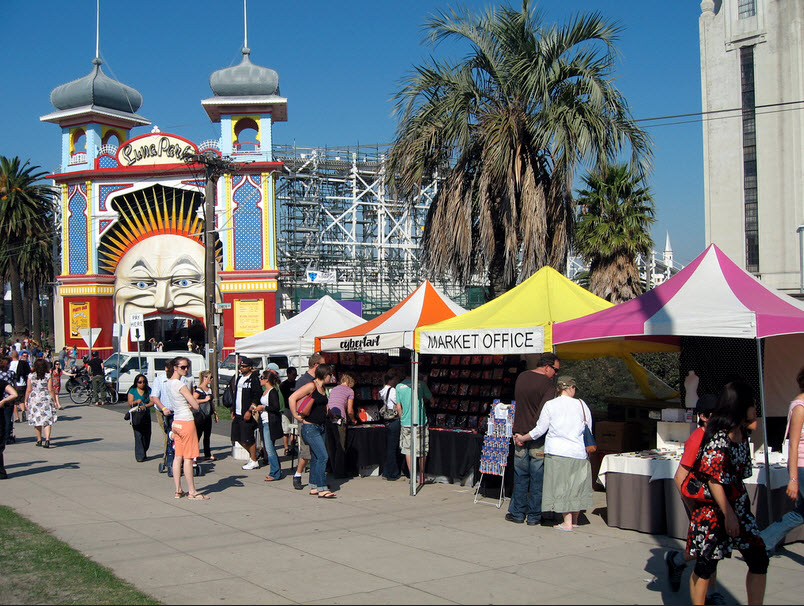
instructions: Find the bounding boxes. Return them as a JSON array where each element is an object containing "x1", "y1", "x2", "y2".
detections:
[{"x1": 1, "y1": 339, "x2": 801, "y2": 604}]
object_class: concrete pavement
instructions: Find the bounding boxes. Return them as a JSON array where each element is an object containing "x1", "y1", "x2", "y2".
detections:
[{"x1": 1, "y1": 397, "x2": 801, "y2": 605}]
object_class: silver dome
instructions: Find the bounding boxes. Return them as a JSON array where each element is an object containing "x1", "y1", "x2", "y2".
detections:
[
  {"x1": 209, "y1": 48, "x2": 279, "y2": 97},
  {"x1": 50, "y1": 58, "x2": 143, "y2": 113}
]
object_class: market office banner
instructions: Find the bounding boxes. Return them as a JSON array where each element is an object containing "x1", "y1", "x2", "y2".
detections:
[{"x1": 418, "y1": 326, "x2": 544, "y2": 355}]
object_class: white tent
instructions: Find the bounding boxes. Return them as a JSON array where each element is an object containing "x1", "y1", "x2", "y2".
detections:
[{"x1": 234, "y1": 296, "x2": 365, "y2": 368}]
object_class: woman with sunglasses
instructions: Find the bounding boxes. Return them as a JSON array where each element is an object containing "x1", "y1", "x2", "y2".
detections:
[
  {"x1": 167, "y1": 357, "x2": 208, "y2": 499},
  {"x1": 127, "y1": 373, "x2": 153, "y2": 462}
]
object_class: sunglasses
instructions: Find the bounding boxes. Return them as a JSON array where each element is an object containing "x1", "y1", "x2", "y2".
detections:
[
  {"x1": 136, "y1": 379, "x2": 146, "y2": 383},
  {"x1": 178, "y1": 365, "x2": 189, "y2": 370}
]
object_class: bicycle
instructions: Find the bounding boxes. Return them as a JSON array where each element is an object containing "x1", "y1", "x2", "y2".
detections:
[{"x1": 69, "y1": 377, "x2": 119, "y2": 405}]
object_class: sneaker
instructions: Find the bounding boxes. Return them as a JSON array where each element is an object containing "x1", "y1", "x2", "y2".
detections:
[
  {"x1": 705, "y1": 592, "x2": 726, "y2": 605},
  {"x1": 526, "y1": 518, "x2": 541, "y2": 526},
  {"x1": 293, "y1": 475, "x2": 303, "y2": 490},
  {"x1": 665, "y1": 550, "x2": 685, "y2": 592},
  {"x1": 504, "y1": 513, "x2": 525, "y2": 524},
  {"x1": 241, "y1": 459, "x2": 259, "y2": 470}
]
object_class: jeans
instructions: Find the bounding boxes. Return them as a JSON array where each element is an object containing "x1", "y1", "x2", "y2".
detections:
[
  {"x1": 301, "y1": 423, "x2": 328, "y2": 489},
  {"x1": 760, "y1": 467, "x2": 804, "y2": 550},
  {"x1": 383, "y1": 419, "x2": 401, "y2": 479},
  {"x1": 2, "y1": 405, "x2": 13, "y2": 442},
  {"x1": 508, "y1": 444, "x2": 545, "y2": 523},
  {"x1": 261, "y1": 423, "x2": 282, "y2": 480}
]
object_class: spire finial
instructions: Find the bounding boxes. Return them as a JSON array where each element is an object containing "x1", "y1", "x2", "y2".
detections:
[
  {"x1": 95, "y1": 0, "x2": 100, "y2": 59},
  {"x1": 243, "y1": 0, "x2": 248, "y2": 50}
]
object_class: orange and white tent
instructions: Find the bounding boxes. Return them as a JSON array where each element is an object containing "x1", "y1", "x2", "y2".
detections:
[{"x1": 315, "y1": 280, "x2": 466, "y2": 352}]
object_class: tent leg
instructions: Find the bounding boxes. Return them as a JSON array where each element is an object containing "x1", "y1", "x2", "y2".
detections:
[
  {"x1": 757, "y1": 339, "x2": 774, "y2": 526},
  {"x1": 410, "y1": 351, "x2": 419, "y2": 497}
]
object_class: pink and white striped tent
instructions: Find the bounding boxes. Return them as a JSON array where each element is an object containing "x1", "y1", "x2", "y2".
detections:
[{"x1": 554, "y1": 243, "x2": 804, "y2": 418}]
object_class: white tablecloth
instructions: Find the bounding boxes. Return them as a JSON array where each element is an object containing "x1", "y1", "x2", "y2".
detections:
[{"x1": 598, "y1": 453, "x2": 789, "y2": 490}]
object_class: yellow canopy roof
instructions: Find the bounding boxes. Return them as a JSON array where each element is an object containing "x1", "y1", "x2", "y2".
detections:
[{"x1": 415, "y1": 266, "x2": 613, "y2": 353}]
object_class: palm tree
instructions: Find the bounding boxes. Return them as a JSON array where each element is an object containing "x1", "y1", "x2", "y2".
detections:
[
  {"x1": 574, "y1": 162, "x2": 655, "y2": 303},
  {"x1": 388, "y1": 0, "x2": 651, "y2": 297},
  {"x1": 19, "y1": 228, "x2": 55, "y2": 343},
  {"x1": 0, "y1": 156, "x2": 56, "y2": 339}
]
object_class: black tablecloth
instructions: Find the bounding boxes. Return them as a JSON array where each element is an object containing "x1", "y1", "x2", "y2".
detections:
[
  {"x1": 345, "y1": 425, "x2": 387, "y2": 475},
  {"x1": 426, "y1": 430, "x2": 483, "y2": 481}
]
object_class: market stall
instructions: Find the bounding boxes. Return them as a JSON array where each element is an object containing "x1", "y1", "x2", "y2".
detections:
[
  {"x1": 235, "y1": 295, "x2": 365, "y2": 369},
  {"x1": 315, "y1": 280, "x2": 467, "y2": 490},
  {"x1": 415, "y1": 266, "x2": 629, "y2": 496},
  {"x1": 553, "y1": 243, "x2": 804, "y2": 536}
]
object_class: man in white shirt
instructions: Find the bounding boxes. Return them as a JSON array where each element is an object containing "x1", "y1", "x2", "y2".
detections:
[{"x1": 151, "y1": 359, "x2": 174, "y2": 467}]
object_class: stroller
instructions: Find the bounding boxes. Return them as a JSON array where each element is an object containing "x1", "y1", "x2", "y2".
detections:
[{"x1": 157, "y1": 415, "x2": 203, "y2": 478}]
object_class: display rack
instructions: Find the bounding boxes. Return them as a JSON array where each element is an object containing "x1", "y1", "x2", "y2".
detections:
[{"x1": 474, "y1": 400, "x2": 515, "y2": 508}]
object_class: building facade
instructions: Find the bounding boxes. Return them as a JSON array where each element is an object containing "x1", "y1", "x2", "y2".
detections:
[
  {"x1": 42, "y1": 48, "x2": 286, "y2": 356},
  {"x1": 700, "y1": 0, "x2": 804, "y2": 293}
]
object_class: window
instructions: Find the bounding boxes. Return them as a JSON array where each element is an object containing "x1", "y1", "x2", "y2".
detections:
[
  {"x1": 738, "y1": 0, "x2": 756, "y2": 19},
  {"x1": 740, "y1": 45, "x2": 759, "y2": 273}
]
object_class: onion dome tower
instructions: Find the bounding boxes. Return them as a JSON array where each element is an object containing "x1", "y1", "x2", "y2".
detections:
[
  {"x1": 202, "y1": 45, "x2": 287, "y2": 162},
  {"x1": 40, "y1": 57, "x2": 149, "y2": 173}
]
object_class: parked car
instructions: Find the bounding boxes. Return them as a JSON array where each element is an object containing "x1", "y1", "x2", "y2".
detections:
[
  {"x1": 218, "y1": 353, "x2": 290, "y2": 390},
  {"x1": 104, "y1": 351, "x2": 207, "y2": 395}
]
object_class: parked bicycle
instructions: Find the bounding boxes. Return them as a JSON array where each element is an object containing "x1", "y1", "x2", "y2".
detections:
[{"x1": 69, "y1": 376, "x2": 118, "y2": 405}]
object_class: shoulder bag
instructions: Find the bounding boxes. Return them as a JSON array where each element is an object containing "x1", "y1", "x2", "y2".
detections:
[
  {"x1": 580, "y1": 400, "x2": 596, "y2": 453},
  {"x1": 379, "y1": 387, "x2": 399, "y2": 421},
  {"x1": 296, "y1": 394, "x2": 315, "y2": 417}
]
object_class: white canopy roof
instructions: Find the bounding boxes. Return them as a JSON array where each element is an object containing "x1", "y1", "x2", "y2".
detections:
[{"x1": 234, "y1": 296, "x2": 365, "y2": 366}]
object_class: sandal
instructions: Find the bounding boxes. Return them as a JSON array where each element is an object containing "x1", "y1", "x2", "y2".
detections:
[
  {"x1": 317, "y1": 491, "x2": 337, "y2": 499},
  {"x1": 187, "y1": 493, "x2": 210, "y2": 500},
  {"x1": 264, "y1": 476, "x2": 278, "y2": 482},
  {"x1": 207, "y1": 455, "x2": 217, "y2": 461},
  {"x1": 309, "y1": 489, "x2": 319, "y2": 496},
  {"x1": 174, "y1": 491, "x2": 186, "y2": 499}
]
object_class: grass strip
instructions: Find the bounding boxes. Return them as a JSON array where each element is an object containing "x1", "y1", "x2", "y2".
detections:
[{"x1": 0, "y1": 506, "x2": 160, "y2": 605}]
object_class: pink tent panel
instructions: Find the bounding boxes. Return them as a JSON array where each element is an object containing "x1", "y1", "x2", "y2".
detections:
[{"x1": 554, "y1": 244, "x2": 804, "y2": 345}]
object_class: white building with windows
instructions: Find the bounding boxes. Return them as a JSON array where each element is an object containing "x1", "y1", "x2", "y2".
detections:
[{"x1": 699, "y1": 0, "x2": 804, "y2": 294}]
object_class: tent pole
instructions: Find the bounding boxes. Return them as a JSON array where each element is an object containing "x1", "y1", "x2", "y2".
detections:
[
  {"x1": 757, "y1": 339, "x2": 774, "y2": 525},
  {"x1": 410, "y1": 350, "x2": 419, "y2": 497}
]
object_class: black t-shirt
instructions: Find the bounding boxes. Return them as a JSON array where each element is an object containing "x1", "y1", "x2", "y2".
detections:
[
  {"x1": 305, "y1": 388, "x2": 328, "y2": 425},
  {"x1": 87, "y1": 357, "x2": 104, "y2": 377}
]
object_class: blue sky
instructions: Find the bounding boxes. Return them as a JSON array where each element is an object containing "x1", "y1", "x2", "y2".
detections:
[{"x1": 3, "y1": 0, "x2": 705, "y2": 265}]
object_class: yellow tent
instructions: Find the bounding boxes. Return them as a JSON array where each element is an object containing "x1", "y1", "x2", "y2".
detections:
[
  {"x1": 415, "y1": 266, "x2": 612, "y2": 354},
  {"x1": 415, "y1": 266, "x2": 678, "y2": 400}
]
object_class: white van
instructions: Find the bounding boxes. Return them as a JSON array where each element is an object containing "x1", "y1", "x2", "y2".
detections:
[
  {"x1": 104, "y1": 351, "x2": 207, "y2": 395},
  {"x1": 219, "y1": 353, "x2": 290, "y2": 389}
]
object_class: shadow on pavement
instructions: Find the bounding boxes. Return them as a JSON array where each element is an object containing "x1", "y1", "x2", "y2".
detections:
[
  {"x1": 8, "y1": 462, "x2": 81, "y2": 478},
  {"x1": 49, "y1": 437, "x2": 103, "y2": 448},
  {"x1": 197, "y1": 474, "x2": 247, "y2": 495}
]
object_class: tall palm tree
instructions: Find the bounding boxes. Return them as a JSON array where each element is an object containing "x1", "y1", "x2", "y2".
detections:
[
  {"x1": 0, "y1": 156, "x2": 56, "y2": 339},
  {"x1": 20, "y1": 228, "x2": 55, "y2": 343},
  {"x1": 574, "y1": 162, "x2": 655, "y2": 303},
  {"x1": 388, "y1": 0, "x2": 651, "y2": 297}
]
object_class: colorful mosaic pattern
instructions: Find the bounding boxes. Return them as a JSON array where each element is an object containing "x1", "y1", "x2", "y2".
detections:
[
  {"x1": 232, "y1": 174, "x2": 263, "y2": 269},
  {"x1": 67, "y1": 185, "x2": 88, "y2": 275}
]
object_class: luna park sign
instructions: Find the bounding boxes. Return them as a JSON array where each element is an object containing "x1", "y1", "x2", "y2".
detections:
[{"x1": 117, "y1": 134, "x2": 198, "y2": 167}]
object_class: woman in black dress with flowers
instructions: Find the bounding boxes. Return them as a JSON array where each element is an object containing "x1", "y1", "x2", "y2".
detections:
[{"x1": 685, "y1": 380, "x2": 768, "y2": 605}]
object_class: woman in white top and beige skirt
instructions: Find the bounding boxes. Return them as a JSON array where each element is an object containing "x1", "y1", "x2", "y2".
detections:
[{"x1": 514, "y1": 376, "x2": 593, "y2": 531}]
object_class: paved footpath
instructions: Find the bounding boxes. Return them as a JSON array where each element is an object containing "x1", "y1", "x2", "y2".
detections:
[{"x1": 1, "y1": 398, "x2": 801, "y2": 605}]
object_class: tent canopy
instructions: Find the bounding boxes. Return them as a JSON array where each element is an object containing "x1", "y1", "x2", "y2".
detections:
[
  {"x1": 415, "y1": 266, "x2": 613, "y2": 355},
  {"x1": 235, "y1": 295, "x2": 365, "y2": 366},
  {"x1": 315, "y1": 280, "x2": 465, "y2": 352},
  {"x1": 553, "y1": 244, "x2": 804, "y2": 347}
]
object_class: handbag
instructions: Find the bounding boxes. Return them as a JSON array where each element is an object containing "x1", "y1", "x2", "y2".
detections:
[
  {"x1": 379, "y1": 388, "x2": 399, "y2": 421},
  {"x1": 680, "y1": 471, "x2": 715, "y2": 504},
  {"x1": 221, "y1": 385, "x2": 234, "y2": 410},
  {"x1": 296, "y1": 394, "x2": 314, "y2": 417},
  {"x1": 581, "y1": 400, "x2": 596, "y2": 453}
]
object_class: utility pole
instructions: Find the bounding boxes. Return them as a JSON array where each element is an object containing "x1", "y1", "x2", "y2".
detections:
[{"x1": 184, "y1": 150, "x2": 237, "y2": 406}]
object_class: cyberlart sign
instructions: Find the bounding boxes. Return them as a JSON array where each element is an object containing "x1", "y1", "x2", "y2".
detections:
[{"x1": 418, "y1": 327, "x2": 545, "y2": 355}]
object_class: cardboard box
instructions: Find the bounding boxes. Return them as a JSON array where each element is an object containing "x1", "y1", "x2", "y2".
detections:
[
  {"x1": 656, "y1": 421, "x2": 697, "y2": 449},
  {"x1": 594, "y1": 421, "x2": 642, "y2": 452}
]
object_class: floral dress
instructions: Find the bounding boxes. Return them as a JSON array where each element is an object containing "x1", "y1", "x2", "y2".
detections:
[
  {"x1": 27, "y1": 373, "x2": 57, "y2": 427},
  {"x1": 686, "y1": 430, "x2": 764, "y2": 561}
]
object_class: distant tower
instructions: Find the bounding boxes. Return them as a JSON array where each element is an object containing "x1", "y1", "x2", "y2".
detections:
[{"x1": 663, "y1": 232, "x2": 673, "y2": 268}]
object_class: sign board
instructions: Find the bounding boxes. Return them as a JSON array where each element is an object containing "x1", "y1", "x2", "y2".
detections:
[
  {"x1": 234, "y1": 299, "x2": 264, "y2": 337},
  {"x1": 130, "y1": 325, "x2": 146, "y2": 342},
  {"x1": 116, "y1": 133, "x2": 198, "y2": 167},
  {"x1": 418, "y1": 326, "x2": 545, "y2": 355},
  {"x1": 113, "y1": 323, "x2": 123, "y2": 338},
  {"x1": 78, "y1": 327, "x2": 102, "y2": 349},
  {"x1": 130, "y1": 313, "x2": 144, "y2": 330},
  {"x1": 69, "y1": 302, "x2": 90, "y2": 338},
  {"x1": 215, "y1": 302, "x2": 232, "y2": 310}
]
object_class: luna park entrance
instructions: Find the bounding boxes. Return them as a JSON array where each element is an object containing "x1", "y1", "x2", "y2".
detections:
[{"x1": 141, "y1": 315, "x2": 206, "y2": 353}]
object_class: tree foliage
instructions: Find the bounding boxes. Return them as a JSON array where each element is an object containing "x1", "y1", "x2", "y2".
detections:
[
  {"x1": 574, "y1": 162, "x2": 655, "y2": 303},
  {"x1": 388, "y1": 0, "x2": 651, "y2": 297}
]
